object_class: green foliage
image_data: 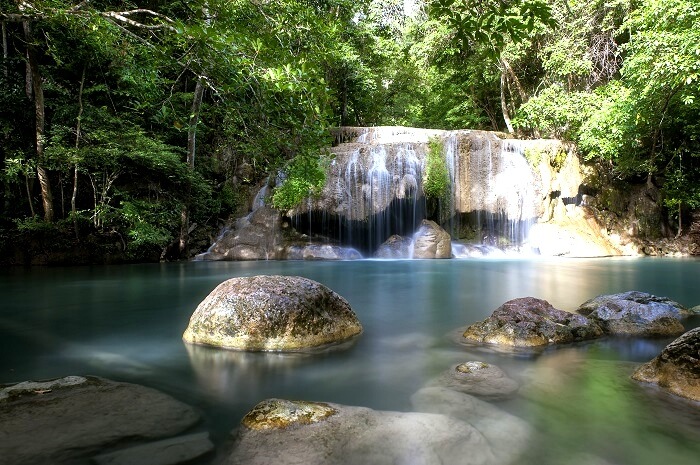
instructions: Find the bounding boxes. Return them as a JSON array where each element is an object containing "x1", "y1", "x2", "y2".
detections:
[
  {"x1": 429, "y1": 0, "x2": 555, "y2": 55},
  {"x1": 423, "y1": 136, "x2": 451, "y2": 199},
  {"x1": 272, "y1": 153, "x2": 331, "y2": 211}
]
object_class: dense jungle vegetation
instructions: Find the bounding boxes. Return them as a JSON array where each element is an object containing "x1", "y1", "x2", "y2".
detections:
[{"x1": 1, "y1": 0, "x2": 699, "y2": 263}]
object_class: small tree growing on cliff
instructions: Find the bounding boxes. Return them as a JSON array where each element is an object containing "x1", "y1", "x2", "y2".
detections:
[{"x1": 423, "y1": 136, "x2": 451, "y2": 221}]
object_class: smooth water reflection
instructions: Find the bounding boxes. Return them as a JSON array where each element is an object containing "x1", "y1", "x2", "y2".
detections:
[{"x1": 1, "y1": 257, "x2": 700, "y2": 464}]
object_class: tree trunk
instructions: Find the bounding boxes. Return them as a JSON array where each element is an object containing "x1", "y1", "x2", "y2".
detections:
[
  {"x1": 73, "y1": 66, "x2": 86, "y2": 239},
  {"x1": 24, "y1": 20, "x2": 54, "y2": 222},
  {"x1": 2, "y1": 21, "x2": 7, "y2": 78},
  {"x1": 179, "y1": 78, "x2": 204, "y2": 255},
  {"x1": 500, "y1": 68, "x2": 514, "y2": 134}
]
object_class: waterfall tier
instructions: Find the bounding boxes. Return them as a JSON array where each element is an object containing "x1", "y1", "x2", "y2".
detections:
[{"x1": 291, "y1": 127, "x2": 544, "y2": 254}]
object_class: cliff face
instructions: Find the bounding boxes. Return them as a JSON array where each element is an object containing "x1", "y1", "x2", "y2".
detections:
[{"x1": 200, "y1": 126, "x2": 696, "y2": 260}]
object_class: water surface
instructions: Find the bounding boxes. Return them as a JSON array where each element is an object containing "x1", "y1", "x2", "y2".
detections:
[{"x1": 1, "y1": 257, "x2": 699, "y2": 464}]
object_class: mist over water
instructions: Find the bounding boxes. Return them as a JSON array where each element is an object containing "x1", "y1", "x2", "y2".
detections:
[{"x1": 1, "y1": 257, "x2": 699, "y2": 463}]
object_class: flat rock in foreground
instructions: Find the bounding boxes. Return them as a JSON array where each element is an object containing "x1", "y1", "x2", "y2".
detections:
[
  {"x1": 462, "y1": 297, "x2": 603, "y2": 347},
  {"x1": 0, "y1": 376, "x2": 200, "y2": 465},
  {"x1": 577, "y1": 291, "x2": 690, "y2": 337},
  {"x1": 182, "y1": 275, "x2": 363, "y2": 351},
  {"x1": 222, "y1": 398, "x2": 521, "y2": 465},
  {"x1": 632, "y1": 327, "x2": 700, "y2": 401}
]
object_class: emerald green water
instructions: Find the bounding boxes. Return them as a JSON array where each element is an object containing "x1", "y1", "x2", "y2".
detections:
[{"x1": 1, "y1": 257, "x2": 699, "y2": 464}]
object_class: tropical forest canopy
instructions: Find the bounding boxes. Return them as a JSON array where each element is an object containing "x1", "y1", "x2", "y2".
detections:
[{"x1": 1, "y1": 0, "x2": 699, "y2": 261}]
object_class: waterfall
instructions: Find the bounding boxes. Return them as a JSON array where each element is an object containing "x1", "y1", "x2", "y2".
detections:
[{"x1": 290, "y1": 127, "x2": 542, "y2": 256}]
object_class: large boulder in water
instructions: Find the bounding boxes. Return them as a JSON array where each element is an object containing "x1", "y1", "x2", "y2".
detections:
[
  {"x1": 222, "y1": 397, "x2": 525, "y2": 465},
  {"x1": 631, "y1": 327, "x2": 700, "y2": 401},
  {"x1": 462, "y1": 297, "x2": 603, "y2": 347},
  {"x1": 0, "y1": 376, "x2": 203, "y2": 465},
  {"x1": 412, "y1": 220, "x2": 451, "y2": 259},
  {"x1": 182, "y1": 276, "x2": 362, "y2": 351},
  {"x1": 374, "y1": 234, "x2": 413, "y2": 259},
  {"x1": 576, "y1": 291, "x2": 690, "y2": 337}
]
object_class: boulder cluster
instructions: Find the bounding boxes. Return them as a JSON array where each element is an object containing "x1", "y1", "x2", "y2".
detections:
[
  {"x1": 462, "y1": 291, "x2": 694, "y2": 347},
  {"x1": 461, "y1": 291, "x2": 699, "y2": 401}
]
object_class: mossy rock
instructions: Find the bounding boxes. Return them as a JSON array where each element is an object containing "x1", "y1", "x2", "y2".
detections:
[{"x1": 182, "y1": 275, "x2": 363, "y2": 351}]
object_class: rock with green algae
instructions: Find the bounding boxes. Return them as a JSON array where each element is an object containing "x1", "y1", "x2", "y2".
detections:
[
  {"x1": 462, "y1": 297, "x2": 603, "y2": 347},
  {"x1": 241, "y1": 399, "x2": 338, "y2": 430},
  {"x1": 182, "y1": 275, "x2": 363, "y2": 351},
  {"x1": 577, "y1": 291, "x2": 691, "y2": 337},
  {"x1": 223, "y1": 397, "x2": 528, "y2": 465},
  {"x1": 632, "y1": 327, "x2": 700, "y2": 401}
]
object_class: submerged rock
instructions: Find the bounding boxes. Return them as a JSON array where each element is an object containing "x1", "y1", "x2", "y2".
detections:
[
  {"x1": 631, "y1": 327, "x2": 700, "y2": 401},
  {"x1": 425, "y1": 361, "x2": 519, "y2": 400},
  {"x1": 224, "y1": 397, "x2": 522, "y2": 465},
  {"x1": 411, "y1": 387, "x2": 531, "y2": 465},
  {"x1": 182, "y1": 275, "x2": 363, "y2": 351},
  {"x1": 462, "y1": 297, "x2": 603, "y2": 347},
  {"x1": 285, "y1": 244, "x2": 362, "y2": 260},
  {"x1": 374, "y1": 234, "x2": 413, "y2": 259},
  {"x1": 0, "y1": 376, "x2": 200, "y2": 465},
  {"x1": 92, "y1": 432, "x2": 214, "y2": 465},
  {"x1": 412, "y1": 220, "x2": 451, "y2": 259},
  {"x1": 576, "y1": 291, "x2": 690, "y2": 337}
]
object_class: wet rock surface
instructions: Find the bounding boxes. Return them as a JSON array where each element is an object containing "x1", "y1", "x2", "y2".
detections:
[
  {"x1": 632, "y1": 327, "x2": 700, "y2": 401},
  {"x1": 374, "y1": 234, "x2": 413, "y2": 258},
  {"x1": 425, "y1": 361, "x2": 520, "y2": 400},
  {"x1": 412, "y1": 220, "x2": 451, "y2": 259},
  {"x1": 0, "y1": 376, "x2": 200, "y2": 465},
  {"x1": 285, "y1": 244, "x2": 362, "y2": 260},
  {"x1": 182, "y1": 275, "x2": 363, "y2": 351},
  {"x1": 577, "y1": 291, "x2": 690, "y2": 337},
  {"x1": 222, "y1": 397, "x2": 526, "y2": 465},
  {"x1": 198, "y1": 206, "x2": 284, "y2": 260},
  {"x1": 462, "y1": 297, "x2": 603, "y2": 347}
]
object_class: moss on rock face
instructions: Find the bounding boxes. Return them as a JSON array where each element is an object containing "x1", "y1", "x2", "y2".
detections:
[
  {"x1": 182, "y1": 275, "x2": 362, "y2": 351},
  {"x1": 241, "y1": 399, "x2": 338, "y2": 430}
]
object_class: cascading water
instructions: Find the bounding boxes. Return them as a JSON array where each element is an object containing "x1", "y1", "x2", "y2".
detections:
[{"x1": 289, "y1": 127, "x2": 542, "y2": 256}]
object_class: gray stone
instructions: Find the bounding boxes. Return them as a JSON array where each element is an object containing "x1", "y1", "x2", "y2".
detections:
[
  {"x1": 222, "y1": 398, "x2": 516, "y2": 465},
  {"x1": 285, "y1": 244, "x2": 362, "y2": 260},
  {"x1": 0, "y1": 376, "x2": 200, "y2": 465},
  {"x1": 182, "y1": 275, "x2": 363, "y2": 351},
  {"x1": 410, "y1": 387, "x2": 531, "y2": 465},
  {"x1": 576, "y1": 291, "x2": 690, "y2": 337},
  {"x1": 92, "y1": 432, "x2": 214, "y2": 465},
  {"x1": 374, "y1": 234, "x2": 412, "y2": 259},
  {"x1": 412, "y1": 220, "x2": 451, "y2": 259},
  {"x1": 632, "y1": 327, "x2": 700, "y2": 401},
  {"x1": 199, "y1": 206, "x2": 284, "y2": 260},
  {"x1": 463, "y1": 297, "x2": 603, "y2": 347},
  {"x1": 425, "y1": 361, "x2": 519, "y2": 400}
]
